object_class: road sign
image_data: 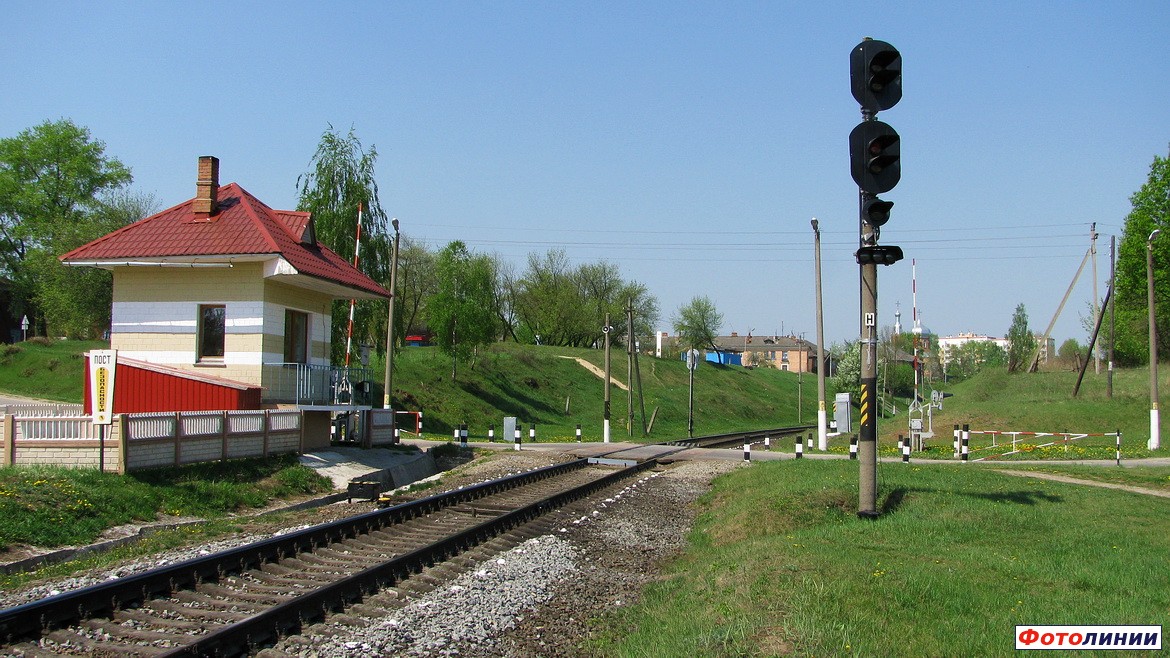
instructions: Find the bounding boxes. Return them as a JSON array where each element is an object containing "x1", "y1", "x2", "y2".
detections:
[
  {"x1": 686, "y1": 349, "x2": 700, "y2": 371},
  {"x1": 89, "y1": 350, "x2": 117, "y2": 425}
]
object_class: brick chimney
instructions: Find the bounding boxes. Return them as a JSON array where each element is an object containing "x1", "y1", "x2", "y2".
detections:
[{"x1": 193, "y1": 156, "x2": 219, "y2": 219}]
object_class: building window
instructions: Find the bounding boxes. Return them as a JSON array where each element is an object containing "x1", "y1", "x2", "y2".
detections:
[
  {"x1": 781, "y1": 350, "x2": 790, "y2": 362},
  {"x1": 284, "y1": 310, "x2": 309, "y2": 364},
  {"x1": 781, "y1": 363, "x2": 790, "y2": 371},
  {"x1": 197, "y1": 304, "x2": 225, "y2": 361}
]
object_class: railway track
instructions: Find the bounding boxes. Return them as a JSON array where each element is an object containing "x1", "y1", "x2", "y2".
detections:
[
  {"x1": 0, "y1": 457, "x2": 656, "y2": 657},
  {"x1": 668, "y1": 425, "x2": 813, "y2": 449}
]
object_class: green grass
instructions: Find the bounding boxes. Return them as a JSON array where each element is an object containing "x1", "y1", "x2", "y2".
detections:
[
  {"x1": 375, "y1": 342, "x2": 825, "y2": 441},
  {"x1": 0, "y1": 455, "x2": 332, "y2": 551},
  {"x1": 594, "y1": 459, "x2": 1170, "y2": 657},
  {"x1": 0, "y1": 338, "x2": 105, "y2": 402}
]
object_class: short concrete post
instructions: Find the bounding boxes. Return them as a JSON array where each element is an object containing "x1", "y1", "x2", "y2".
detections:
[
  {"x1": 529, "y1": 424, "x2": 536, "y2": 443},
  {"x1": 460, "y1": 422, "x2": 468, "y2": 448},
  {"x1": 849, "y1": 434, "x2": 858, "y2": 460},
  {"x1": 575, "y1": 423, "x2": 582, "y2": 442},
  {"x1": 953, "y1": 424, "x2": 961, "y2": 458},
  {"x1": 897, "y1": 435, "x2": 904, "y2": 453},
  {"x1": 961, "y1": 424, "x2": 970, "y2": 462},
  {"x1": 901, "y1": 435, "x2": 910, "y2": 463},
  {"x1": 743, "y1": 441, "x2": 751, "y2": 462},
  {"x1": 514, "y1": 425, "x2": 522, "y2": 451},
  {"x1": 764, "y1": 435, "x2": 770, "y2": 449},
  {"x1": 795, "y1": 436, "x2": 803, "y2": 459},
  {"x1": 488, "y1": 425, "x2": 495, "y2": 442}
]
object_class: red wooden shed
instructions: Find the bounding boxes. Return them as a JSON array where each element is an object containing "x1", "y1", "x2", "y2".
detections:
[{"x1": 83, "y1": 354, "x2": 262, "y2": 414}]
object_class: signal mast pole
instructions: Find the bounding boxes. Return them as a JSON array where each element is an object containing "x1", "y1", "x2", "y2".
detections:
[{"x1": 850, "y1": 38, "x2": 904, "y2": 518}]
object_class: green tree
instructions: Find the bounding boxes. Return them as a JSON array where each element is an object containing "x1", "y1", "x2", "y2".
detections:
[
  {"x1": 1113, "y1": 151, "x2": 1170, "y2": 366},
  {"x1": 833, "y1": 340, "x2": 861, "y2": 400},
  {"x1": 429, "y1": 241, "x2": 500, "y2": 381},
  {"x1": 672, "y1": 296, "x2": 723, "y2": 353},
  {"x1": 296, "y1": 126, "x2": 391, "y2": 364},
  {"x1": 1007, "y1": 303, "x2": 1035, "y2": 372},
  {"x1": 945, "y1": 339, "x2": 1007, "y2": 382},
  {"x1": 0, "y1": 119, "x2": 133, "y2": 337},
  {"x1": 35, "y1": 190, "x2": 157, "y2": 337},
  {"x1": 396, "y1": 236, "x2": 437, "y2": 341}
]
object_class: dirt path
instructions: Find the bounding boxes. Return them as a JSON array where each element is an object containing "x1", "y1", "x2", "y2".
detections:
[
  {"x1": 558, "y1": 356, "x2": 629, "y2": 391},
  {"x1": 995, "y1": 469, "x2": 1170, "y2": 499}
]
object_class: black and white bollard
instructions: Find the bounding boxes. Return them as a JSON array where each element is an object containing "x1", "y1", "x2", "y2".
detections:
[
  {"x1": 795, "y1": 436, "x2": 803, "y2": 459},
  {"x1": 849, "y1": 435, "x2": 858, "y2": 460},
  {"x1": 460, "y1": 423, "x2": 468, "y2": 448},
  {"x1": 902, "y1": 435, "x2": 910, "y2": 463},
  {"x1": 897, "y1": 435, "x2": 904, "y2": 453},
  {"x1": 743, "y1": 441, "x2": 751, "y2": 462},
  {"x1": 961, "y1": 423, "x2": 970, "y2": 462},
  {"x1": 764, "y1": 435, "x2": 770, "y2": 449},
  {"x1": 529, "y1": 424, "x2": 536, "y2": 443},
  {"x1": 488, "y1": 424, "x2": 495, "y2": 442},
  {"x1": 953, "y1": 424, "x2": 961, "y2": 458},
  {"x1": 1116, "y1": 429, "x2": 1121, "y2": 466},
  {"x1": 514, "y1": 425, "x2": 522, "y2": 451},
  {"x1": 453, "y1": 426, "x2": 460, "y2": 444},
  {"x1": 394, "y1": 426, "x2": 400, "y2": 443},
  {"x1": 576, "y1": 423, "x2": 582, "y2": 442}
]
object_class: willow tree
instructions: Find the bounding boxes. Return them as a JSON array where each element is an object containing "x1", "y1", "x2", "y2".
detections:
[{"x1": 296, "y1": 126, "x2": 391, "y2": 364}]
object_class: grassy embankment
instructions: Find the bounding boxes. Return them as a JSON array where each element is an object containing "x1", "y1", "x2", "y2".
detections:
[{"x1": 593, "y1": 458, "x2": 1170, "y2": 657}]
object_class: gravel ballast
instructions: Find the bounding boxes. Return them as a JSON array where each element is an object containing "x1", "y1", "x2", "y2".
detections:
[{"x1": 2, "y1": 451, "x2": 741, "y2": 657}]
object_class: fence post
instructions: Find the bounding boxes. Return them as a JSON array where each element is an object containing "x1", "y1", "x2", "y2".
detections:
[
  {"x1": 117, "y1": 414, "x2": 129, "y2": 474},
  {"x1": 2, "y1": 414, "x2": 12, "y2": 466},
  {"x1": 221, "y1": 411, "x2": 230, "y2": 462},
  {"x1": 174, "y1": 412, "x2": 182, "y2": 467}
]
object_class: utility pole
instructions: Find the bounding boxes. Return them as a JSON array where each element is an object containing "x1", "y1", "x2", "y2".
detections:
[
  {"x1": 850, "y1": 37, "x2": 904, "y2": 518},
  {"x1": 1092, "y1": 223, "x2": 1100, "y2": 374},
  {"x1": 1108, "y1": 235, "x2": 1116, "y2": 399},
  {"x1": 627, "y1": 300, "x2": 635, "y2": 435},
  {"x1": 1148, "y1": 230, "x2": 1161, "y2": 450},
  {"x1": 603, "y1": 313, "x2": 612, "y2": 443},
  {"x1": 812, "y1": 219, "x2": 828, "y2": 450},
  {"x1": 383, "y1": 219, "x2": 401, "y2": 411}
]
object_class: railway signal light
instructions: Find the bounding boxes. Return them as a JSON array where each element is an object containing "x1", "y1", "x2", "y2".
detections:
[
  {"x1": 850, "y1": 120, "x2": 900, "y2": 194},
  {"x1": 851, "y1": 39, "x2": 902, "y2": 112},
  {"x1": 862, "y1": 196, "x2": 893, "y2": 227},
  {"x1": 855, "y1": 245, "x2": 904, "y2": 266}
]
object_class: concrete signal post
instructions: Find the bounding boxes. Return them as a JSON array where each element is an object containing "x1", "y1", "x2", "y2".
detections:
[{"x1": 850, "y1": 37, "x2": 904, "y2": 518}]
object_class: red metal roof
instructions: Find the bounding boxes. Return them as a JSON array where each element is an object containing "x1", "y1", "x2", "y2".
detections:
[{"x1": 61, "y1": 183, "x2": 389, "y2": 299}]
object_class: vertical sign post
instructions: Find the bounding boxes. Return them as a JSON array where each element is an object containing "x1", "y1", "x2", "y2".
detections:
[{"x1": 89, "y1": 350, "x2": 118, "y2": 472}]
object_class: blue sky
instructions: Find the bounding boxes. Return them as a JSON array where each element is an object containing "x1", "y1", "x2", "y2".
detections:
[{"x1": 4, "y1": 2, "x2": 1167, "y2": 347}]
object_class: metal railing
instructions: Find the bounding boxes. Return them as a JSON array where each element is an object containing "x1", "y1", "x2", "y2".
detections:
[{"x1": 262, "y1": 363, "x2": 378, "y2": 406}]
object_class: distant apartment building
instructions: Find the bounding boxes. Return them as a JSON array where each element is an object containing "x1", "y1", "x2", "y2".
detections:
[{"x1": 937, "y1": 332, "x2": 1055, "y2": 367}]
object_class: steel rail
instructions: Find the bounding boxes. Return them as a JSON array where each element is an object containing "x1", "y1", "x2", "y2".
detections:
[
  {"x1": 157, "y1": 458, "x2": 658, "y2": 657},
  {"x1": 0, "y1": 457, "x2": 592, "y2": 644},
  {"x1": 667, "y1": 425, "x2": 813, "y2": 449}
]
